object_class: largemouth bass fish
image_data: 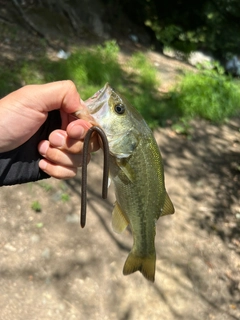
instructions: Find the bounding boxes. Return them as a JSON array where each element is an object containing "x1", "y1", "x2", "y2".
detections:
[{"x1": 84, "y1": 83, "x2": 174, "y2": 282}]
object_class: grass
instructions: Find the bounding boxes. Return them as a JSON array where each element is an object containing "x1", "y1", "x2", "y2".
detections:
[
  {"x1": 18, "y1": 40, "x2": 124, "y2": 99},
  {"x1": 1, "y1": 40, "x2": 240, "y2": 128},
  {"x1": 31, "y1": 200, "x2": 42, "y2": 212},
  {"x1": 38, "y1": 181, "x2": 53, "y2": 192},
  {"x1": 61, "y1": 193, "x2": 70, "y2": 202},
  {"x1": 170, "y1": 63, "x2": 240, "y2": 123}
]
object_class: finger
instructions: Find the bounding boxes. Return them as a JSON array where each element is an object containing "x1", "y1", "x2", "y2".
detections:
[
  {"x1": 39, "y1": 159, "x2": 77, "y2": 179},
  {"x1": 48, "y1": 131, "x2": 84, "y2": 154},
  {"x1": 66, "y1": 119, "x2": 92, "y2": 139},
  {"x1": 23, "y1": 80, "x2": 87, "y2": 114},
  {"x1": 49, "y1": 128, "x2": 100, "y2": 154},
  {"x1": 38, "y1": 140, "x2": 86, "y2": 167},
  {"x1": 67, "y1": 119, "x2": 100, "y2": 152}
]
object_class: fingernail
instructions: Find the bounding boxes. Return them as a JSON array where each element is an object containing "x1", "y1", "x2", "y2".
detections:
[
  {"x1": 50, "y1": 132, "x2": 65, "y2": 147},
  {"x1": 39, "y1": 159, "x2": 47, "y2": 170},
  {"x1": 70, "y1": 122, "x2": 85, "y2": 138},
  {"x1": 38, "y1": 141, "x2": 48, "y2": 155}
]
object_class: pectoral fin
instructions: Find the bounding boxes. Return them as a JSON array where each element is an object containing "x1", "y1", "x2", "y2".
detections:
[
  {"x1": 160, "y1": 193, "x2": 175, "y2": 217},
  {"x1": 112, "y1": 201, "x2": 129, "y2": 233}
]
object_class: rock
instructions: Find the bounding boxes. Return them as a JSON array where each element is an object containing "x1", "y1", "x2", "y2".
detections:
[
  {"x1": 188, "y1": 51, "x2": 213, "y2": 67},
  {"x1": 226, "y1": 55, "x2": 240, "y2": 76},
  {"x1": 57, "y1": 49, "x2": 71, "y2": 59}
]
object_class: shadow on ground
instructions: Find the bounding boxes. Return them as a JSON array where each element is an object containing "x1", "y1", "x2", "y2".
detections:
[
  {"x1": 0, "y1": 113, "x2": 240, "y2": 320},
  {"x1": 0, "y1": 22, "x2": 239, "y2": 320},
  {"x1": 159, "y1": 118, "x2": 240, "y2": 249}
]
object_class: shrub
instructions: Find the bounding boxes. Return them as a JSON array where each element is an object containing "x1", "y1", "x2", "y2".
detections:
[{"x1": 171, "y1": 63, "x2": 240, "y2": 122}]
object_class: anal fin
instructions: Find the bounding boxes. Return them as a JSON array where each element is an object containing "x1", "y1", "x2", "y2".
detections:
[
  {"x1": 161, "y1": 192, "x2": 175, "y2": 217},
  {"x1": 112, "y1": 201, "x2": 129, "y2": 234}
]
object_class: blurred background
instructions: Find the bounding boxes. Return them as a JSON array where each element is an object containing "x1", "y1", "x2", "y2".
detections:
[{"x1": 0, "y1": 1, "x2": 239, "y2": 319}]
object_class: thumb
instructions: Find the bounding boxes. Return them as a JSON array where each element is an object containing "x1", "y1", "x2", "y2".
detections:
[{"x1": 25, "y1": 80, "x2": 87, "y2": 114}]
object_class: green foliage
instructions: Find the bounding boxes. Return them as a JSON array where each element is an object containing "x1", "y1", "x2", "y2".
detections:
[
  {"x1": 1, "y1": 39, "x2": 240, "y2": 130},
  {"x1": 147, "y1": 22, "x2": 182, "y2": 47},
  {"x1": 128, "y1": 52, "x2": 159, "y2": 88},
  {"x1": 116, "y1": 52, "x2": 161, "y2": 128},
  {"x1": 0, "y1": 41, "x2": 162, "y2": 128},
  {"x1": 170, "y1": 63, "x2": 240, "y2": 122},
  {"x1": 36, "y1": 222, "x2": 44, "y2": 228},
  {"x1": 171, "y1": 118, "x2": 192, "y2": 136},
  {"x1": 38, "y1": 181, "x2": 53, "y2": 192},
  {"x1": 31, "y1": 200, "x2": 42, "y2": 212},
  {"x1": 61, "y1": 193, "x2": 70, "y2": 202},
  {"x1": 12, "y1": 40, "x2": 122, "y2": 100},
  {"x1": 0, "y1": 68, "x2": 22, "y2": 98},
  {"x1": 144, "y1": 0, "x2": 240, "y2": 59}
]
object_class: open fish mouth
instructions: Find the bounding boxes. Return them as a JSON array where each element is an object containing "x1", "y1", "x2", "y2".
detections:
[
  {"x1": 92, "y1": 83, "x2": 109, "y2": 99},
  {"x1": 85, "y1": 83, "x2": 112, "y2": 114},
  {"x1": 86, "y1": 83, "x2": 109, "y2": 101}
]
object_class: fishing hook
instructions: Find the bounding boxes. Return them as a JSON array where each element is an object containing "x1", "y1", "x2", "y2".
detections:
[{"x1": 81, "y1": 126, "x2": 109, "y2": 228}]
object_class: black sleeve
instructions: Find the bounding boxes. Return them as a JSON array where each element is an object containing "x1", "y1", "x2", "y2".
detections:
[{"x1": 0, "y1": 110, "x2": 61, "y2": 186}]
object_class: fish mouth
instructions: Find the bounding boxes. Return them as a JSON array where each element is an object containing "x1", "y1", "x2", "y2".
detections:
[{"x1": 85, "y1": 83, "x2": 112, "y2": 114}]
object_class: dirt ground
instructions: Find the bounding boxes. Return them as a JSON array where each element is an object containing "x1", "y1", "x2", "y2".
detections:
[{"x1": 0, "y1": 26, "x2": 240, "y2": 320}]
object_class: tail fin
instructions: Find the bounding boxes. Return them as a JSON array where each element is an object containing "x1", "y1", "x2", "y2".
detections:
[{"x1": 123, "y1": 251, "x2": 156, "y2": 282}]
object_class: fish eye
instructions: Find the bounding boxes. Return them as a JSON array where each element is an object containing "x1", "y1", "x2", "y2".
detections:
[{"x1": 114, "y1": 103, "x2": 125, "y2": 115}]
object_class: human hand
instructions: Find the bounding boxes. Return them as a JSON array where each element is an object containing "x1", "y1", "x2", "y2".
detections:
[
  {"x1": 38, "y1": 118, "x2": 99, "y2": 179},
  {"x1": 0, "y1": 81, "x2": 99, "y2": 181}
]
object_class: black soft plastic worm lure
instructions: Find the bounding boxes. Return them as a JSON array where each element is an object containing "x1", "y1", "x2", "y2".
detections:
[{"x1": 80, "y1": 126, "x2": 109, "y2": 228}]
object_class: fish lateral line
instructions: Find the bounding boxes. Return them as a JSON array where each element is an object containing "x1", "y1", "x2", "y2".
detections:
[{"x1": 80, "y1": 126, "x2": 110, "y2": 228}]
